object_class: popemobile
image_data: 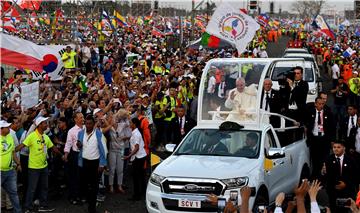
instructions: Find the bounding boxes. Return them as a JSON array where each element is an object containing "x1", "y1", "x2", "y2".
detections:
[{"x1": 146, "y1": 58, "x2": 311, "y2": 212}]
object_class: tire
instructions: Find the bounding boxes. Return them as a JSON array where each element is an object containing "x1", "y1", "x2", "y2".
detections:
[{"x1": 252, "y1": 188, "x2": 269, "y2": 213}]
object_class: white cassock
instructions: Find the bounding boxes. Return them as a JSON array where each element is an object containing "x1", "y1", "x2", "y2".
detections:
[{"x1": 224, "y1": 84, "x2": 257, "y2": 121}]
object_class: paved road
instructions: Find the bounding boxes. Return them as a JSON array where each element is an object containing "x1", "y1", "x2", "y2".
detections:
[{"x1": 3, "y1": 37, "x2": 294, "y2": 213}]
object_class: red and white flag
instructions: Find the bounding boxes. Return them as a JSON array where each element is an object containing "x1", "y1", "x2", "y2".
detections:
[{"x1": 0, "y1": 33, "x2": 70, "y2": 80}]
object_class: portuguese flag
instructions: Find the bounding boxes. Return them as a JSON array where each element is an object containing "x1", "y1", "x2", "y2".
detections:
[{"x1": 201, "y1": 32, "x2": 220, "y2": 48}]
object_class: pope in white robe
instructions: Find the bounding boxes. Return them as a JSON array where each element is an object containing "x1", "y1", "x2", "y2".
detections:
[{"x1": 224, "y1": 78, "x2": 257, "y2": 121}]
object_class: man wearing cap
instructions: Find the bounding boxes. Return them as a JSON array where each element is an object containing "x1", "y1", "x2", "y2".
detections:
[
  {"x1": 0, "y1": 120, "x2": 22, "y2": 213},
  {"x1": 16, "y1": 117, "x2": 61, "y2": 212}
]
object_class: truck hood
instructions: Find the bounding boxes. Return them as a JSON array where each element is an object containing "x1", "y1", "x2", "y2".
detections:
[{"x1": 154, "y1": 155, "x2": 260, "y2": 179}]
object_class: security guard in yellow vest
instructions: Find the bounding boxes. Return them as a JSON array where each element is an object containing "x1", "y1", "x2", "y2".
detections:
[
  {"x1": 0, "y1": 120, "x2": 21, "y2": 213},
  {"x1": 163, "y1": 85, "x2": 177, "y2": 143},
  {"x1": 62, "y1": 46, "x2": 77, "y2": 71}
]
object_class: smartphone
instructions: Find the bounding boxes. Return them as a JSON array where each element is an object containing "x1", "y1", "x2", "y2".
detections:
[
  {"x1": 336, "y1": 198, "x2": 351, "y2": 207},
  {"x1": 250, "y1": 187, "x2": 256, "y2": 196},
  {"x1": 229, "y1": 190, "x2": 238, "y2": 206}
]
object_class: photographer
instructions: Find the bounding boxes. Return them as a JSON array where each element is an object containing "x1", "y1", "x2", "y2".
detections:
[{"x1": 287, "y1": 66, "x2": 309, "y2": 123}]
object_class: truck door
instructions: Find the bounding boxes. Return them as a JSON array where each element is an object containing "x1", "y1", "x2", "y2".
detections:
[{"x1": 263, "y1": 129, "x2": 290, "y2": 200}]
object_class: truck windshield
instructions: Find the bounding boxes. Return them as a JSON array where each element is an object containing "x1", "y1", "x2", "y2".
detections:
[
  {"x1": 175, "y1": 129, "x2": 261, "y2": 158},
  {"x1": 201, "y1": 60, "x2": 268, "y2": 122}
]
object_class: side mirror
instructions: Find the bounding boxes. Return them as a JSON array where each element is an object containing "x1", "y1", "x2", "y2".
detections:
[
  {"x1": 165, "y1": 144, "x2": 176, "y2": 153},
  {"x1": 267, "y1": 147, "x2": 285, "y2": 159}
]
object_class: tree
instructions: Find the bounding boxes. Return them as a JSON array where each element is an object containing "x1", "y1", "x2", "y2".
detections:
[{"x1": 291, "y1": 0, "x2": 326, "y2": 18}]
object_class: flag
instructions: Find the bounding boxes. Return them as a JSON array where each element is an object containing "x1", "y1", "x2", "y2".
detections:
[
  {"x1": 73, "y1": 74, "x2": 88, "y2": 93},
  {"x1": 136, "y1": 16, "x2": 143, "y2": 25},
  {"x1": 195, "y1": 19, "x2": 206, "y2": 32},
  {"x1": 51, "y1": 9, "x2": 63, "y2": 34},
  {"x1": 18, "y1": 0, "x2": 42, "y2": 11},
  {"x1": 205, "y1": 3, "x2": 260, "y2": 54},
  {"x1": 0, "y1": 19, "x2": 17, "y2": 32},
  {"x1": 114, "y1": 10, "x2": 128, "y2": 27},
  {"x1": 144, "y1": 11, "x2": 153, "y2": 25},
  {"x1": 312, "y1": 15, "x2": 335, "y2": 40},
  {"x1": 0, "y1": 33, "x2": 70, "y2": 80},
  {"x1": 201, "y1": 32, "x2": 220, "y2": 48},
  {"x1": 355, "y1": 28, "x2": 360, "y2": 37},
  {"x1": 102, "y1": 10, "x2": 115, "y2": 31},
  {"x1": 257, "y1": 13, "x2": 270, "y2": 27},
  {"x1": 151, "y1": 27, "x2": 163, "y2": 37},
  {"x1": 343, "y1": 47, "x2": 356, "y2": 58}
]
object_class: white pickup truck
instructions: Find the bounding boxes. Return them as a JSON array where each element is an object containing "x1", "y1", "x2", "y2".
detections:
[{"x1": 146, "y1": 58, "x2": 311, "y2": 212}]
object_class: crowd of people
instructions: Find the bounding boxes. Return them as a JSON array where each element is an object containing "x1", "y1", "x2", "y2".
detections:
[{"x1": 1, "y1": 5, "x2": 360, "y2": 213}]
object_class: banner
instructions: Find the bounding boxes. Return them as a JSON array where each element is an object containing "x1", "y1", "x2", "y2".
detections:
[
  {"x1": 21, "y1": 81, "x2": 39, "y2": 109},
  {"x1": 0, "y1": 33, "x2": 69, "y2": 80},
  {"x1": 205, "y1": 3, "x2": 260, "y2": 54}
]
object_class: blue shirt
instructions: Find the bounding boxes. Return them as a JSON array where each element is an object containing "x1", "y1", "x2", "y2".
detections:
[{"x1": 103, "y1": 69, "x2": 112, "y2": 85}]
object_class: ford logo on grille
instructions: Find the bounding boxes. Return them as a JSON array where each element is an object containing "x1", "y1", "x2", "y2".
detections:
[
  {"x1": 183, "y1": 184, "x2": 198, "y2": 192},
  {"x1": 183, "y1": 184, "x2": 215, "y2": 192}
]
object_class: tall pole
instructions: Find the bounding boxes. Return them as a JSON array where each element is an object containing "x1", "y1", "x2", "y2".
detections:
[{"x1": 190, "y1": 0, "x2": 194, "y2": 41}]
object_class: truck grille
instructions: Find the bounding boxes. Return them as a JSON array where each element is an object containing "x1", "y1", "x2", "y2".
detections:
[{"x1": 161, "y1": 178, "x2": 225, "y2": 196}]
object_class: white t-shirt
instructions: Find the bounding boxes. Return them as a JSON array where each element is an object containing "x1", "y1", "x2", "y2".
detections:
[
  {"x1": 332, "y1": 64, "x2": 340, "y2": 80},
  {"x1": 82, "y1": 129, "x2": 107, "y2": 160},
  {"x1": 130, "y1": 128, "x2": 147, "y2": 161}
]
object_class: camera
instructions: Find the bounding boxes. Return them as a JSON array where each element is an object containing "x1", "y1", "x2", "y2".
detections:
[{"x1": 336, "y1": 198, "x2": 351, "y2": 207}]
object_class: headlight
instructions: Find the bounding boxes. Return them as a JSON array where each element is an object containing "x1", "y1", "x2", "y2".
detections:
[
  {"x1": 308, "y1": 88, "x2": 317, "y2": 95},
  {"x1": 221, "y1": 177, "x2": 249, "y2": 189},
  {"x1": 150, "y1": 173, "x2": 166, "y2": 186}
]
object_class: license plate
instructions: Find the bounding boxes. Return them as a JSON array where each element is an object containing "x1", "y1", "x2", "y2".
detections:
[{"x1": 178, "y1": 199, "x2": 201, "y2": 208}]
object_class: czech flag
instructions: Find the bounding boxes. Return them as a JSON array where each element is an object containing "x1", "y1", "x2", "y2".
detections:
[{"x1": 312, "y1": 15, "x2": 335, "y2": 40}]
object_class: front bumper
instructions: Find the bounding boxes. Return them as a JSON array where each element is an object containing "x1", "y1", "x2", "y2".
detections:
[{"x1": 146, "y1": 182, "x2": 249, "y2": 213}]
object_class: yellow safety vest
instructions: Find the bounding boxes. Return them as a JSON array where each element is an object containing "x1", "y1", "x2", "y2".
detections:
[{"x1": 0, "y1": 134, "x2": 15, "y2": 171}]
